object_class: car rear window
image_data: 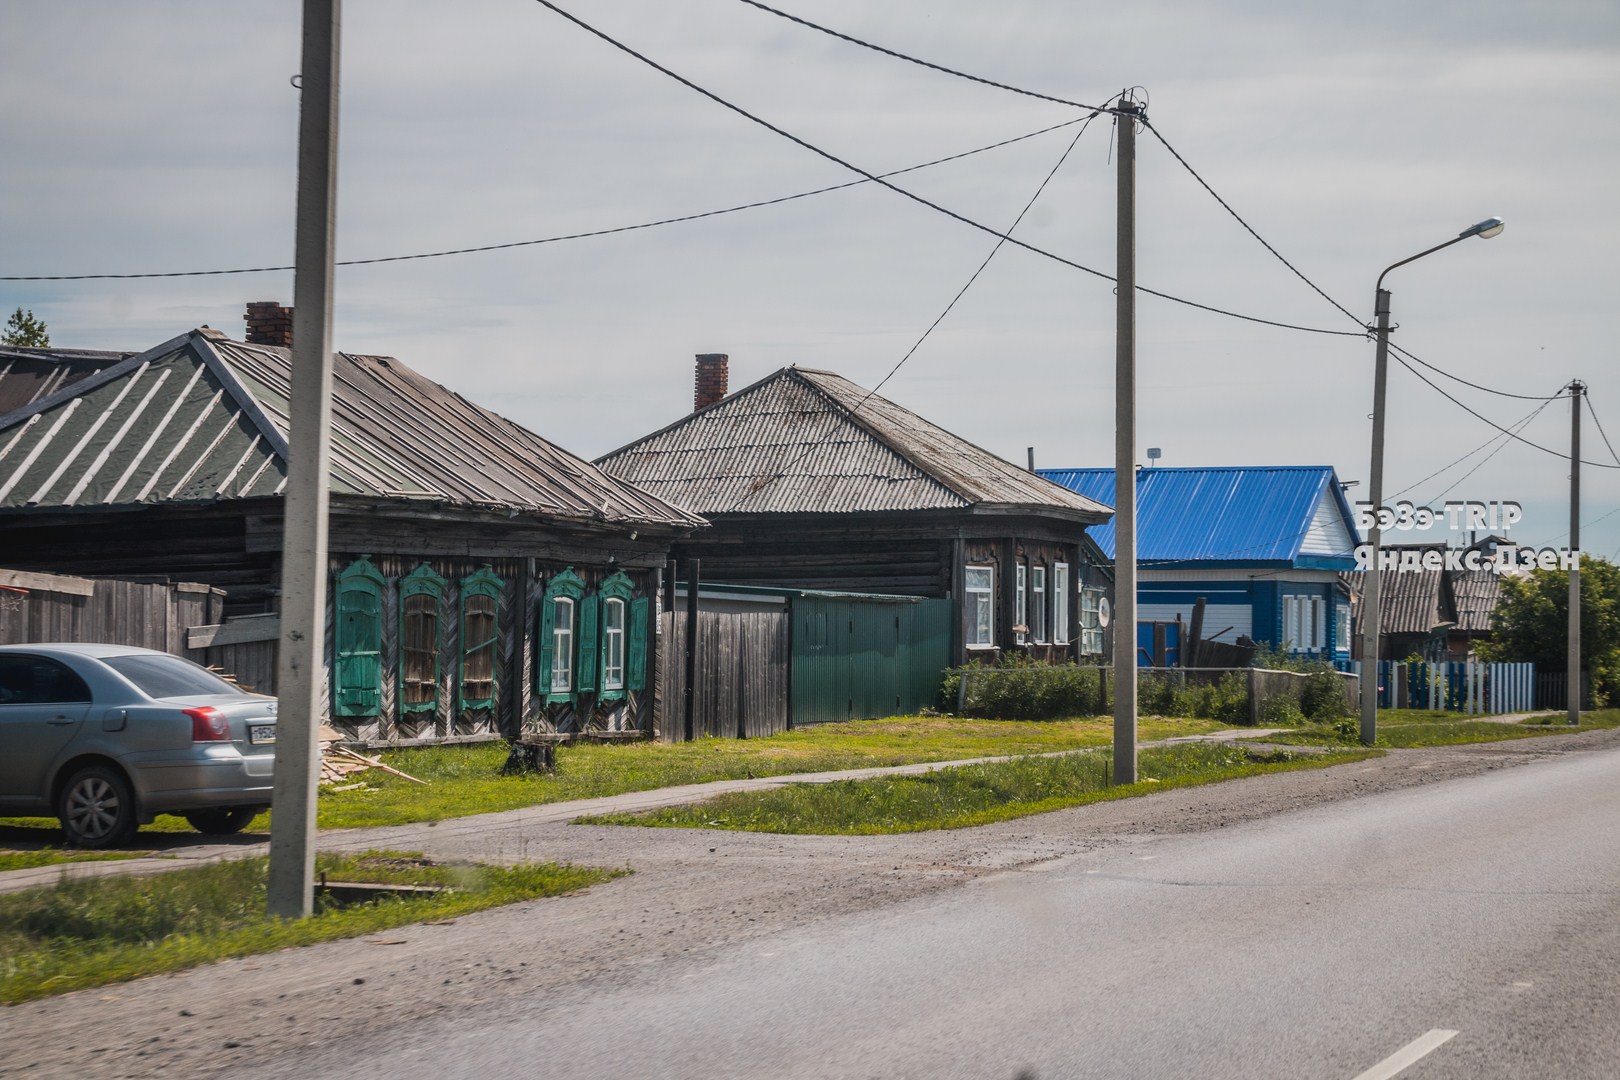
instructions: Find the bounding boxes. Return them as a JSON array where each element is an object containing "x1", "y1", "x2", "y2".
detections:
[{"x1": 102, "y1": 654, "x2": 250, "y2": 699}]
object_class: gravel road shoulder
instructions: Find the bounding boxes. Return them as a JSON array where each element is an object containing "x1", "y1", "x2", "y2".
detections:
[{"x1": 6, "y1": 727, "x2": 1617, "y2": 1080}]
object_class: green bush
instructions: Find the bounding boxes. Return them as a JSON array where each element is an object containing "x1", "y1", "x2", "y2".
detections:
[
  {"x1": 1299, "y1": 664, "x2": 1350, "y2": 721},
  {"x1": 945, "y1": 657, "x2": 1106, "y2": 720},
  {"x1": 1259, "y1": 696, "x2": 1306, "y2": 727}
]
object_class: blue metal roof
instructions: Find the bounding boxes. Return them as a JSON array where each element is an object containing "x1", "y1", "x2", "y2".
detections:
[{"x1": 1036, "y1": 466, "x2": 1361, "y2": 567}]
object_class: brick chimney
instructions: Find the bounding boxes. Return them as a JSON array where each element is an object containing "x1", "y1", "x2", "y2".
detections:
[
  {"x1": 244, "y1": 301, "x2": 294, "y2": 348},
  {"x1": 694, "y1": 353, "x2": 729, "y2": 411}
]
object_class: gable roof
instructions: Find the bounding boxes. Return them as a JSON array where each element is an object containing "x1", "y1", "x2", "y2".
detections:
[
  {"x1": 1037, "y1": 465, "x2": 1360, "y2": 566},
  {"x1": 0, "y1": 329, "x2": 703, "y2": 530},
  {"x1": 597, "y1": 366, "x2": 1111, "y2": 521}
]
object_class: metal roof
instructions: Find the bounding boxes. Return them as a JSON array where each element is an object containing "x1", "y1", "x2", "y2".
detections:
[
  {"x1": 0, "y1": 329, "x2": 703, "y2": 530},
  {"x1": 0, "y1": 346, "x2": 132, "y2": 416},
  {"x1": 1037, "y1": 465, "x2": 1360, "y2": 566},
  {"x1": 597, "y1": 366, "x2": 1111, "y2": 520}
]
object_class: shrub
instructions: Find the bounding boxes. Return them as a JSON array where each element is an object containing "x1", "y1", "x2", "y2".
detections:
[
  {"x1": 944, "y1": 657, "x2": 1106, "y2": 719},
  {"x1": 1299, "y1": 664, "x2": 1350, "y2": 721}
]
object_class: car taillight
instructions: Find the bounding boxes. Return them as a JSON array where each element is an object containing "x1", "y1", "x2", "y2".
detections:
[{"x1": 185, "y1": 706, "x2": 231, "y2": 742}]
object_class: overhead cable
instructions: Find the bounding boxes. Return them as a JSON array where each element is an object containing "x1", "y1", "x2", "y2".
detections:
[
  {"x1": 0, "y1": 118, "x2": 1091, "y2": 281},
  {"x1": 728, "y1": 103, "x2": 1113, "y2": 512},
  {"x1": 531, "y1": 1, "x2": 1361, "y2": 338},
  {"x1": 732, "y1": 0, "x2": 1108, "y2": 113}
]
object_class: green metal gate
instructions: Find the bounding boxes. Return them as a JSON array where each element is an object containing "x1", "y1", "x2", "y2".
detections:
[{"x1": 791, "y1": 593, "x2": 952, "y2": 725}]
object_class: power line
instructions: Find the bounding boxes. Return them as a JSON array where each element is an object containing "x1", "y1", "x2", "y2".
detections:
[
  {"x1": 1586, "y1": 392, "x2": 1620, "y2": 468},
  {"x1": 732, "y1": 0, "x2": 1107, "y2": 113},
  {"x1": 531, "y1": 1, "x2": 1360, "y2": 338},
  {"x1": 728, "y1": 101, "x2": 1114, "y2": 512},
  {"x1": 0, "y1": 117, "x2": 1092, "y2": 282},
  {"x1": 1387, "y1": 395, "x2": 1557, "y2": 501},
  {"x1": 1426, "y1": 398, "x2": 1554, "y2": 504},
  {"x1": 1393, "y1": 356, "x2": 1620, "y2": 469}
]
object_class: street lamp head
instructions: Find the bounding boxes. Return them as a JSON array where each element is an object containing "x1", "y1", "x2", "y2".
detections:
[{"x1": 1460, "y1": 216, "x2": 1506, "y2": 240}]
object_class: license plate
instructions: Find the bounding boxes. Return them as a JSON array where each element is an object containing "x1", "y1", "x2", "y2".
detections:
[{"x1": 248, "y1": 723, "x2": 276, "y2": 745}]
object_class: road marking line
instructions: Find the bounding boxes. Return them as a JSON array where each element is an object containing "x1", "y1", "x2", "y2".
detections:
[{"x1": 1351, "y1": 1029, "x2": 1460, "y2": 1080}]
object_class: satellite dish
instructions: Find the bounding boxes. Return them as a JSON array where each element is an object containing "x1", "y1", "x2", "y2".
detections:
[{"x1": 1097, "y1": 597, "x2": 1111, "y2": 628}]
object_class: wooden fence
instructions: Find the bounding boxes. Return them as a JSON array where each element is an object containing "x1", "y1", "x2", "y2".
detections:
[
  {"x1": 658, "y1": 609, "x2": 790, "y2": 742},
  {"x1": 0, "y1": 568, "x2": 224, "y2": 657},
  {"x1": 1350, "y1": 660, "x2": 1538, "y2": 713}
]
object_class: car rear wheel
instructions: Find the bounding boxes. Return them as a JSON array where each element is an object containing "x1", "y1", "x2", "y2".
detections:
[
  {"x1": 58, "y1": 765, "x2": 138, "y2": 848},
  {"x1": 183, "y1": 808, "x2": 260, "y2": 835}
]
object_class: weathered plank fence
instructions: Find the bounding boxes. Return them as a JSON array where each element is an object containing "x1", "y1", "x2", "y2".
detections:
[
  {"x1": 657, "y1": 609, "x2": 789, "y2": 741},
  {"x1": 0, "y1": 568, "x2": 224, "y2": 656}
]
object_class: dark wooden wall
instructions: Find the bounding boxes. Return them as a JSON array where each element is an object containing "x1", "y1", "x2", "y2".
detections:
[{"x1": 0, "y1": 573, "x2": 224, "y2": 655}]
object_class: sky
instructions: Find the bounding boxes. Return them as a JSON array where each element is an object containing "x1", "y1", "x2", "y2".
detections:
[{"x1": 4, "y1": 0, "x2": 1618, "y2": 558}]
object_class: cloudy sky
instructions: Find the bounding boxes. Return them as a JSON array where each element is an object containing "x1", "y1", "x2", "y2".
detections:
[{"x1": 4, "y1": 0, "x2": 1618, "y2": 556}]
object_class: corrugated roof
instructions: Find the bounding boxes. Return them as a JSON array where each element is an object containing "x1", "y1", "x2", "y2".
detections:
[
  {"x1": 0, "y1": 330, "x2": 703, "y2": 530},
  {"x1": 1450, "y1": 569, "x2": 1501, "y2": 634},
  {"x1": 1037, "y1": 465, "x2": 1359, "y2": 565},
  {"x1": 597, "y1": 367, "x2": 1111, "y2": 520}
]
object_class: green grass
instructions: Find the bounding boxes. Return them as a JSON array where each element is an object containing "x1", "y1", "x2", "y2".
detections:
[
  {"x1": 581, "y1": 743, "x2": 1382, "y2": 835},
  {"x1": 1263, "y1": 708, "x2": 1620, "y2": 748},
  {"x1": 0, "y1": 850, "x2": 618, "y2": 1004},
  {"x1": 0, "y1": 715, "x2": 1228, "y2": 838},
  {"x1": 0, "y1": 849, "x2": 144, "y2": 873}
]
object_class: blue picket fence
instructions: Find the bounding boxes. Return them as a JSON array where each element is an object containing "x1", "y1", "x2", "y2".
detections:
[{"x1": 1340, "y1": 660, "x2": 1535, "y2": 713}]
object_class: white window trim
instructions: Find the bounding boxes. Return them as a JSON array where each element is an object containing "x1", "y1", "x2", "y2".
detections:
[
  {"x1": 551, "y1": 596, "x2": 574, "y2": 693},
  {"x1": 602, "y1": 597, "x2": 626, "y2": 691},
  {"x1": 1031, "y1": 565, "x2": 1047, "y2": 644},
  {"x1": 1015, "y1": 564, "x2": 1027, "y2": 645},
  {"x1": 1053, "y1": 562, "x2": 1070, "y2": 646},
  {"x1": 965, "y1": 564, "x2": 995, "y2": 648},
  {"x1": 1080, "y1": 587, "x2": 1105, "y2": 655}
]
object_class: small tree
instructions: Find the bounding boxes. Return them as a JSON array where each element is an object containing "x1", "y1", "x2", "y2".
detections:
[
  {"x1": 2, "y1": 308, "x2": 49, "y2": 347},
  {"x1": 1479, "y1": 554, "x2": 1620, "y2": 706}
]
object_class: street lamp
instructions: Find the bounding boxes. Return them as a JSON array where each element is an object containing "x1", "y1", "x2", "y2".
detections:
[{"x1": 1359, "y1": 217, "x2": 1504, "y2": 746}]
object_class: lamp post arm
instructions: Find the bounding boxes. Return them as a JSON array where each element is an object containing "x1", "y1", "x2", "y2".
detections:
[{"x1": 1375, "y1": 234, "x2": 1467, "y2": 295}]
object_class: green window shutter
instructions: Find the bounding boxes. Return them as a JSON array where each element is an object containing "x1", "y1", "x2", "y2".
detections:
[
  {"x1": 334, "y1": 558, "x2": 384, "y2": 718},
  {"x1": 627, "y1": 596, "x2": 650, "y2": 691},
  {"x1": 577, "y1": 594, "x2": 600, "y2": 694},
  {"x1": 537, "y1": 597, "x2": 556, "y2": 697}
]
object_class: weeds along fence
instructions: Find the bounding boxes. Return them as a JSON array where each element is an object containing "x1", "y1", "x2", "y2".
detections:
[{"x1": 945, "y1": 664, "x2": 1358, "y2": 725}]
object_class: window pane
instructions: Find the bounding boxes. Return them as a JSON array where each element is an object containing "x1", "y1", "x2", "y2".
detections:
[
  {"x1": 603, "y1": 598, "x2": 625, "y2": 690},
  {"x1": 463, "y1": 594, "x2": 497, "y2": 704},
  {"x1": 552, "y1": 597, "x2": 574, "y2": 692},
  {"x1": 403, "y1": 593, "x2": 439, "y2": 707},
  {"x1": 1053, "y1": 564, "x2": 1069, "y2": 645}
]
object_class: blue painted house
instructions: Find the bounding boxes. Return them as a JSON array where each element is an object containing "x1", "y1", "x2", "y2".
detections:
[{"x1": 1037, "y1": 466, "x2": 1362, "y2": 663}]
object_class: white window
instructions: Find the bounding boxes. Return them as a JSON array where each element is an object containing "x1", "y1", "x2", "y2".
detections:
[
  {"x1": 1031, "y1": 566, "x2": 1047, "y2": 644},
  {"x1": 551, "y1": 596, "x2": 574, "y2": 693},
  {"x1": 1052, "y1": 563, "x2": 1070, "y2": 645},
  {"x1": 1310, "y1": 596, "x2": 1325, "y2": 652},
  {"x1": 1015, "y1": 564, "x2": 1027, "y2": 645},
  {"x1": 1283, "y1": 595, "x2": 1301, "y2": 651},
  {"x1": 965, "y1": 565, "x2": 994, "y2": 647},
  {"x1": 1336, "y1": 602, "x2": 1351, "y2": 653},
  {"x1": 1080, "y1": 587, "x2": 1105, "y2": 655},
  {"x1": 602, "y1": 597, "x2": 626, "y2": 691}
]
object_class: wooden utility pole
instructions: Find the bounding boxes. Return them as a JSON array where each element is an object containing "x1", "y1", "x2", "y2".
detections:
[
  {"x1": 268, "y1": 0, "x2": 341, "y2": 920},
  {"x1": 1112, "y1": 98, "x2": 1141, "y2": 786}
]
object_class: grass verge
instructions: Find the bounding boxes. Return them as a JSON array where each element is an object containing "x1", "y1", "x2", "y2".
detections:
[
  {"x1": 0, "y1": 715, "x2": 1228, "y2": 838},
  {"x1": 580, "y1": 743, "x2": 1382, "y2": 835},
  {"x1": 1263, "y1": 708, "x2": 1620, "y2": 748},
  {"x1": 0, "y1": 850, "x2": 617, "y2": 1004},
  {"x1": 0, "y1": 849, "x2": 144, "y2": 874}
]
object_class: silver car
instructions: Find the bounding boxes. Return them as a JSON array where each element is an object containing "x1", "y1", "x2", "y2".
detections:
[{"x1": 0, "y1": 643, "x2": 277, "y2": 847}]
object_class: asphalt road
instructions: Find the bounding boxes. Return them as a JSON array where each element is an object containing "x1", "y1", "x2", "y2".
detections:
[{"x1": 224, "y1": 739, "x2": 1620, "y2": 1080}]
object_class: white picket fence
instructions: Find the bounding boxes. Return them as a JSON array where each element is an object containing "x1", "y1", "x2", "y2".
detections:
[{"x1": 1348, "y1": 660, "x2": 1535, "y2": 714}]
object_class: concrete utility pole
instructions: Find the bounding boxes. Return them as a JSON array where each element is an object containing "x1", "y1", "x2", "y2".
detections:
[
  {"x1": 1358, "y1": 217, "x2": 1504, "y2": 747},
  {"x1": 268, "y1": 0, "x2": 342, "y2": 920},
  {"x1": 1113, "y1": 98, "x2": 1141, "y2": 786},
  {"x1": 1569, "y1": 379, "x2": 1584, "y2": 724}
]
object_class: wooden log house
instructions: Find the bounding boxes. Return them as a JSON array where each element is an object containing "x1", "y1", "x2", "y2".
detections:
[
  {"x1": 598, "y1": 358, "x2": 1115, "y2": 667},
  {"x1": 0, "y1": 313, "x2": 704, "y2": 745}
]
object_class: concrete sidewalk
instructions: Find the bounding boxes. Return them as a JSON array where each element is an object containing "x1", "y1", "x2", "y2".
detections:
[{"x1": 0, "y1": 725, "x2": 1299, "y2": 894}]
